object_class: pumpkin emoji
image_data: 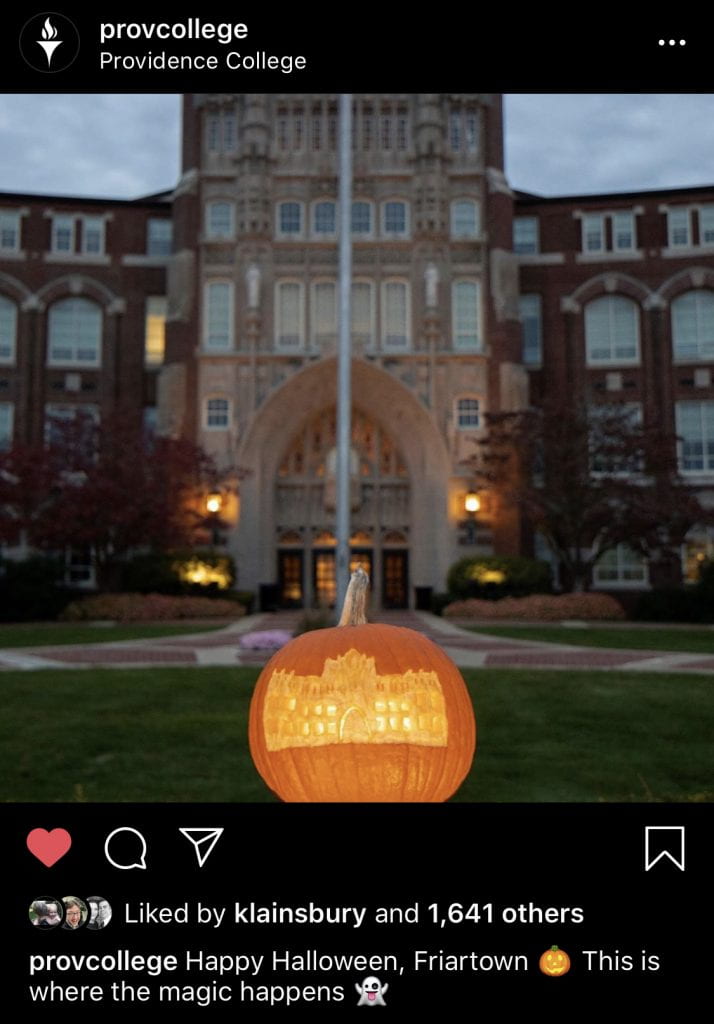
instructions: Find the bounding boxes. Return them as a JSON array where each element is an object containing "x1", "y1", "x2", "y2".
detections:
[
  {"x1": 248, "y1": 569, "x2": 476, "y2": 801},
  {"x1": 539, "y1": 946, "x2": 571, "y2": 977}
]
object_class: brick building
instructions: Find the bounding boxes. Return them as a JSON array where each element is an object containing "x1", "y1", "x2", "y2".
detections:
[
  {"x1": 1, "y1": 93, "x2": 713, "y2": 602},
  {"x1": 515, "y1": 185, "x2": 714, "y2": 589},
  {"x1": 0, "y1": 189, "x2": 172, "y2": 577}
]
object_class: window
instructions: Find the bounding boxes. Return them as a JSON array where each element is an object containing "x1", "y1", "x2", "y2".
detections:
[
  {"x1": 450, "y1": 200, "x2": 479, "y2": 239},
  {"x1": 452, "y1": 280, "x2": 481, "y2": 351},
  {"x1": 204, "y1": 397, "x2": 231, "y2": 429},
  {"x1": 275, "y1": 281, "x2": 304, "y2": 350},
  {"x1": 593, "y1": 544, "x2": 647, "y2": 587},
  {"x1": 351, "y1": 202, "x2": 372, "y2": 237},
  {"x1": 312, "y1": 281, "x2": 336, "y2": 347},
  {"x1": 313, "y1": 201, "x2": 336, "y2": 237},
  {"x1": 513, "y1": 217, "x2": 539, "y2": 254},
  {"x1": 204, "y1": 282, "x2": 233, "y2": 350},
  {"x1": 382, "y1": 201, "x2": 408, "y2": 238},
  {"x1": 0, "y1": 402, "x2": 13, "y2": 450},
  {"x1": 144, "y1": 296, "x2": 167, "y2": 366},
  {"x1": 47, "y1": 298, "x2": 102, "y2": 367},
  {"x1": 589, "y1": 403, "x2": 643, "y2": 475},
  {"x1": 206, "y1": 110, "x2": 237, "y2": 152},
  {"x1": 672, "y1": 290, "x2": 714, "y2": 361},
  {"x1": 206, "y1": 202, "x2": 234, "y2": 239},
  {"x1": 585, "y1": 295, "x2": 639, "y2": 364},
  {"x1": 44, "y1": 403, "x2": 99, "y2": 450},
  {"x1": 682, "y1": 529, "x2": 714, "y2": 582},
  {"x1": 351, "y1": 280, "x2": 374, "y2": 347},
  {"x1": 65, "y1": 546, "x2": 95, "y2": 587},
  {"x1": 676, "y1": 401, "x2": 714, "y2": 473},
  {"x1": 519, "y1": 294, "x2": 542, "y2": 365},
  {"x1": 668, "y1": 208, "x2": 691, "y2": 247},
  {"x1": 582, "y1": 214, "x2": 605, "y2": 253},
  {"x1": 82, "y1": 217, "x2": 104, "y2": 255},
  {"x1": 456, "y1": 397, "x2": 481, "y2": 429},
  {"x1": 699, "y1": 206, "x2": 714, "y2": 245},
  {"x1": 449, "y1": 107, "x2": 479, "y2": 153},
  {"x1": 613, "y1": 212, "x2": 635, "y2": 251},
  {"x1": 0, "y1": 296, "x2": 17, "y2": 364},
  {"x1": 0, "y1": 211, "x2": 20, "y2": 252},
  {"x1": 143, "y1": 406, "x2": 157, "y2": 438},
  {"x1": 277, "y1": 202, "x2": 302, "y2": 237},
  {"x1": 382, "y1": 281, "x2": 409, "y2": 350},
  {"x1": 147, "y1": 218, "x2": 172, "y2": 257},
  {"x1": 52, "y1": 215, "x2": 74, "y2": 253}
]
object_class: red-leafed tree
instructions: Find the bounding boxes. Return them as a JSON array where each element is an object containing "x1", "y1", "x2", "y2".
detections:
[
  {"x1": 0, "y1": 412, "x2": 236, "y2": 590},
  {"x1": 468, "y1": 401, "x2": 712, "y2": 592}
]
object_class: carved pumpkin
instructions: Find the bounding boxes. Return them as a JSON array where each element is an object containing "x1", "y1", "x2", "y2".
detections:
[
  {"x1": 539, "y1": 946, "x2": 571, "y2": 977},
  {"x1": 249, "y1": 569, "x2": 476, "y2": 802}
]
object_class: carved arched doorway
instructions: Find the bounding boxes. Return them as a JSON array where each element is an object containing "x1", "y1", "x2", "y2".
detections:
[{"x1": 274, "y1": 406, "x2": 410, "y2": 608}]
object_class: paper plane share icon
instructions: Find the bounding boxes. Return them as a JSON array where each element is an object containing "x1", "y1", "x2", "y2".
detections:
[{"x1": 179, "y1": 828, "x2": 224, "y2": 867}]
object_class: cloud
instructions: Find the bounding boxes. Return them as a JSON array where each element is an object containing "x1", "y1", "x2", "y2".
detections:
[
  {"x1": 505, "y1": 94, "x2": 714, "y2": 195},
  {"x1": 0, "y1": 94, "x2": 180, "y2": 198}
]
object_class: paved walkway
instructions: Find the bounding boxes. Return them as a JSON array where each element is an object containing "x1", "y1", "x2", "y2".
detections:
[{"x1": 1, "y1": 611, "x2": 714, "y2": 674}]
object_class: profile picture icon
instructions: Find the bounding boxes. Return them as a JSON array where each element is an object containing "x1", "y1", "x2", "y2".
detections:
[
  {"x1": 86, "y1": 896, "x2": 112, "y2": 931},
  {"x1": 29, "y1": 899, "x2": 62, "y2": 929},
  {"x1": 62, "y1": 896, "x2": 88, "y2": 930}
]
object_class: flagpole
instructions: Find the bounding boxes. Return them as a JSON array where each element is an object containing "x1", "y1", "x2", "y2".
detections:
[{"x1": 335, "y1": 93, "x2": 353, "y2": 614}]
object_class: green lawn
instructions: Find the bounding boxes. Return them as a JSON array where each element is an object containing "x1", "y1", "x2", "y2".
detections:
[
  {"x1": 467, "y1": 625, "x2": 714, "y2": 655},
  {"x1": 0, "y1": 623, "x2": 226, "y2": 648},
  {"x1": 1, "y1": 666, "x2": 710, "y2": 803}
]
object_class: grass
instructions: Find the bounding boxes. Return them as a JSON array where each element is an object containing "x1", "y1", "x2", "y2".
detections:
[
  {"x1": 466, "y1": 625, "x2": 714, "y2": 655},
  {"x1": 0, "y1": 622, "x2": 226, "y2": 648},
  {"x1": 0, "y1": 666, "x2": 711, "y2": 803}
]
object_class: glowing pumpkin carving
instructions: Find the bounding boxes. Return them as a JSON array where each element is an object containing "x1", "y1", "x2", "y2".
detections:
[{"x1": 249, "y1": 569, "x2": 476, "y2": 801}]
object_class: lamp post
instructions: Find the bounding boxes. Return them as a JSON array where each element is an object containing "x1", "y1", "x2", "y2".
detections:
[
  {"x1": 205, "y1": 492, "x2": 223, "y2": 546},
  {"x1": 462, "y1": 489, "x2": 480, "y2": 545}
]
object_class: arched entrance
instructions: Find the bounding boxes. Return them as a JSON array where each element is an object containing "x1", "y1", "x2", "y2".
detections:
[
  {"x1": 275, "y1": 407, "x2": 410, "y2": 608},
  {"x1": 234, "y1": 358, "x2": 452, "y2": 610}
]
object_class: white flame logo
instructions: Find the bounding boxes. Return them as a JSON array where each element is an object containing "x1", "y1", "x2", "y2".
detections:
[{"x1": 41, "y1": 17, "x2": 58, "y2": 41}]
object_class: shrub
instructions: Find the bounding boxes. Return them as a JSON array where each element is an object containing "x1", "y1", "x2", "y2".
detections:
[
  {"x1": 443, "y1": 592, "x2": 626, "y2": 622},
  {"x1": 59, "y1": 593, "x2": 245, "y2": 622},
  {"x1": 0, "y1": 556, "x2": 84, "y2": 622},
  {"x1": 120, "y1": 550, "x2": 237, "y2": 596},
  {"x1": 632, "y1": 587, "x2": 714, "y2": 623},
  {"x1": 446, "y1": 555, "x2": 552, "y2": 601}
]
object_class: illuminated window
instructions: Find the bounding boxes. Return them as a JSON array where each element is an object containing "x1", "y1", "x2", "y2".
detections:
[{"x1": 144, "y1": 296, "x2": 167, "y2": 366}]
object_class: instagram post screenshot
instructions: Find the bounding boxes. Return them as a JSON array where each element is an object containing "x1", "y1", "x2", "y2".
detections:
[{"x1": 1, "y1": 12, "x2": 711, "y2": 1012}]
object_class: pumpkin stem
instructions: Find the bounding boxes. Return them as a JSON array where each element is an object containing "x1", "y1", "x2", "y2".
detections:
[{"x1": 338, "y1": 568, "x2": 369, "y2": 626}]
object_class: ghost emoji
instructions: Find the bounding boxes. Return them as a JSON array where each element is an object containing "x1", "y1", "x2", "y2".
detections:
[{"x1": 356, "y1": 976, "x2": 388, "y2": 1006}]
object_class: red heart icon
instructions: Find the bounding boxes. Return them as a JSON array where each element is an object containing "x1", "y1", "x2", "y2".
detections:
[{"x1": 26, "y1": 828, "x2": 72, "y2": 867}]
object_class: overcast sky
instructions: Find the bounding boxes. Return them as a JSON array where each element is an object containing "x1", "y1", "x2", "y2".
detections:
[{"x1": 0, "y1": 94, "x2": 711, "y2": 200}]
